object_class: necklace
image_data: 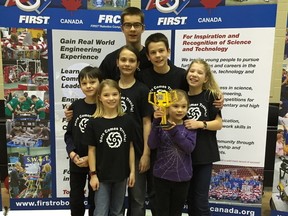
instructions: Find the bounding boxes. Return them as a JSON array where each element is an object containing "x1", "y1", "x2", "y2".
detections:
[{"x1": 119, "y1": 79, "x2": 136, "y2": 89}]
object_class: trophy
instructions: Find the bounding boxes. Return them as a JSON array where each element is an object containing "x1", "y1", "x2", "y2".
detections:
[{"x1": 148, "y1": 90, "x2": 178, "y2": 128}]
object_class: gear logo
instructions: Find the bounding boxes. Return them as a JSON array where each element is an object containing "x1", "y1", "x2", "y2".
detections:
[
  {"x1": 121, "y1": 100, "x2": 127, "y2": 113},
  {"x1": 187, "y1": 106, "x2": 201, "y2": 120},
  {"x1": 106, "y1": 132, "x2": 122, "y2": 148},
  {"x1": 79, "y1": 118, "x2": 89, "y2": 133}
]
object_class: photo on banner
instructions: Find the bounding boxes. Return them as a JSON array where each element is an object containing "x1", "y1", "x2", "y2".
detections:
[{"x1": 1, "y1": 27, "x2": 51, "y2": 199}]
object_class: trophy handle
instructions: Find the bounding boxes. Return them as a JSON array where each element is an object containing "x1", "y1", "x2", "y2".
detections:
[{"x1": 148, "y1": 92, "x2": 156, "y2": 105}]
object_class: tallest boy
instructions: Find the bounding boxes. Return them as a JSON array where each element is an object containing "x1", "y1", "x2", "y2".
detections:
[
  {"x1": 100, "y1": 6, "x2": 156, "y2": 216},
  {"x1": 100, "y1": 7, "x2": 152, "y2": 80}
]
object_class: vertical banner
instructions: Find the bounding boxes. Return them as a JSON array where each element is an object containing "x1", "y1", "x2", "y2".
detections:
[
  {"x1": 270, "y1": 16, "x2": 288, "y2": 216},
  {"x1": 52, "y1": 29, "x2": 124, "y2": 199},
  {"x1": 142, "y1": 2, "x2": 276, "y2": 216},
  {"x1": 0, "y1": 1, "x2": 277, "y2": 215}
]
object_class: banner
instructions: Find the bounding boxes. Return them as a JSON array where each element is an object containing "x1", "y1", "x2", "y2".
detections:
[
  {"x1": 0, "y1": 1, "x2": 277, "y2": 215},
  {"x1": 270, "y1": 17, "x2": 288, "y2": 216}
]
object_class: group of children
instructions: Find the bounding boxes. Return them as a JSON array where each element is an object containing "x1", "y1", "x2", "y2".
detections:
[{"x1": 64, "y1": 7, "x2": 223, "y2": 216}]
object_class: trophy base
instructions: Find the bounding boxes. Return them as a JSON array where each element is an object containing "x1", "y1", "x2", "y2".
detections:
[{"x1": 156, "y1": 123, "x2": 173, "y2": 128}]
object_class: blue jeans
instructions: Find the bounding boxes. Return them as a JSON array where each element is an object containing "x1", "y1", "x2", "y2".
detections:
[
  {"x1": 187, "y1": 164, "x2": 212, "y2": 216},
  {"x1": 94, "y1": 179, "x2": 127, "y2": 216},
  {"x1": 127, "y1": 158, "x2": 147, "y2": 216}
]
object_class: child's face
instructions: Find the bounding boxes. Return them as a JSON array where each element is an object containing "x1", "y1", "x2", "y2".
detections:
[
  {"x1": 99, "y1": 86, "x2": 120, "y2": 110},
  {"x1": 121, "y1": 15, "x2": 144, "y2": 44},
  {"x1": 147, "y1": 41, "x2": 170, "y2": 69},
  {"x1": 167, "y1": 97, "x2": 188, "y2": 124},
  {"x1": 80, "y1": 77, "x2": 100, "y2": 98},
  {"x1": 117, "y1": 48, "x2": 139, "y2": 77},
  {"x1": 186, "y1": 63, "x2": 207, "y2": 89}
]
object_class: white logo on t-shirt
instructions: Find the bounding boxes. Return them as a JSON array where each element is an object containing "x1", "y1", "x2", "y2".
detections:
[{"x1": 106, "y1": 132, "x2": 122, "y2": 148}]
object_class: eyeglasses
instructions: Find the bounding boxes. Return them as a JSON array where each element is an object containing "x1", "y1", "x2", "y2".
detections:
[{"x1": 122, "y1": 22, "x2": 144, "y2": 30}]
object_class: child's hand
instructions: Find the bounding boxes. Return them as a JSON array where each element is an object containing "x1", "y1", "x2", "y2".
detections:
[
  {"x1": 76, "y1": 156, "x2": 89, "y2": 167},
  {"x1": 90, "y1": 175, "x2": 99, "y2": 191},
  {"x1": 64, "y1": 105, "x2": 73, "y2": 121},
  {"x1": 184, "y1": 119, "x2": 203, "y2": 130},
  {"x1": 163, "y1": 121, "x2": 176, "y2": 130},
  {"x1": 139, "y1": 154, "x2": 150, "y2": 173},
  {"x1": 213, "y1": 94, "x2": 224, "y2": 109},
  {"x1": 153, "y1": 108, "x2": 164, "y2": 119},
  {"x1": 128, "y1": 172, "x2": 135, "y2": 188}
]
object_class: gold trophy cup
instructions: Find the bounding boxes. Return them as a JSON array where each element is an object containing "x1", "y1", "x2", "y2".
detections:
[{"x1": 148, "y1": 90, "x2": 178, "y2": 128}]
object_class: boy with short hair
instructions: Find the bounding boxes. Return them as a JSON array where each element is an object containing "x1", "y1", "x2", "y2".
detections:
[
  {"x1": 64, "y1": 66, "x2": 103, "y2": 216},
  {"x1": 99, "y1": 6, "x2": 152, "y2": 80},
  {"x1": 137, "y1": 33, "x2": 188, "y2": 216},
  {"x1": 137, "y1": 32, "x2": 188, "y2": 93},
  {"x1": 99, "y1": 7, "x2": 154, "y2": 216}
]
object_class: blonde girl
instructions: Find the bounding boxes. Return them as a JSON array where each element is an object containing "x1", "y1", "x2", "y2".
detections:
[
  {"x1": 184, "y1": 59, "x2": 222, "y2": 216},
  {"x1": 84, "y1": 79, "x2": 135, "y2": 216}
]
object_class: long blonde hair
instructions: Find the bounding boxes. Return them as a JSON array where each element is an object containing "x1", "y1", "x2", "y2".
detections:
[
  {"x1": 187, "y1": 58, "x2": 221, "y2": 99},
  {"x1": 93, "y1": 79, "x2": 124, "y2": 118}
]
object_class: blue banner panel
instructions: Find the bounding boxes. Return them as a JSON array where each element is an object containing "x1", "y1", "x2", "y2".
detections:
[{"x1": 0, "y1": 4, "x2": 277, "y2": 31}]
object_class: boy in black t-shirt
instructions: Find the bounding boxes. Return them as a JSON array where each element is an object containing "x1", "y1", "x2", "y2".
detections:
[
  {"x1": 64, "y1": 66, "x2": 103, "y2": 216},
  {"x1": 99, "y1": 6, "x2": 152, "y2": 81}
]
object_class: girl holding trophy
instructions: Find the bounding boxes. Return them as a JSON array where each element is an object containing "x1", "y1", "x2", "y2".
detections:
[{"x1": 148, "y1": 89, "x2": 197, "y2": 216}]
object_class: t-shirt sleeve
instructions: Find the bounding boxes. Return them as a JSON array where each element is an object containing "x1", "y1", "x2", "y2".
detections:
[
  {"x1": 140, "y1": 85, "x2": 154, "y2": 118},
  {"x1": 83, "y1": 119, "x2": 97, "y2": 146}
]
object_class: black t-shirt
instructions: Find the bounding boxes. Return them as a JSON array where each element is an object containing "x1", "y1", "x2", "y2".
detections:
[
  {"x1": 137, "y1": 64, "x2": 188, "y2": 92},
  {"x1": 99, "y1": 46, "x2": 152, "y2": 81},
  {"x1": 64, "y1": 99, "x2": 96, "y2": 172},
  {"x1": 83, "y1": 115, "x2": 134, "y2": 182},
  {"x1": 187, "y1": 90, "x2": 221, "y2": 165},
  {"x1": 120, "y1": 80, "x2": 153, "y2": 157}
]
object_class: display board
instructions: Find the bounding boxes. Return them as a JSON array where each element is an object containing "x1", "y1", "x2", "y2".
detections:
[{"x1": 0, "y1": 1, "x2": 277, "y2": 215}]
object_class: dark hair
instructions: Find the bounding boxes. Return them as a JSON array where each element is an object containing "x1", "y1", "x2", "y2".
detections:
[
  {"x1": 117, "y1": 45, "x2": 140, "y2": 62},
  {"x1": 78, "y1": 66, "x2": 103, "y2": 85},
  {"x1": 31, "y1": 95, "x2": 37, "y2": 100},
  {"x1": 145, "y1": 33, "x2": 169, "y2": 54},
  {"x1": 121, "y1": 7, "x2": 144, "y2": 24}
]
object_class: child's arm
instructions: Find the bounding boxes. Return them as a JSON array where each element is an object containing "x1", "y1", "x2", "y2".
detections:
[
  {"x1": 88, "y1": 145, "x2": 99, "y2": 191},
  {"x1": 64, "y1": 103, "x2": 73, "y2": 122},
  {"x1": 167, "y1": 127, "x2": 197, "y2": 153},
  {"x1": 213, "y1": 93, "x2": 224, "y2": 109},
  {"x1": 184, "y1": 114, "x2": 222, "y2": 131},
  {"x1": 128, "y1": 142, "x2": 135, "y2": 188},
  {"x1": 139, "y1": 116, "x2": 151, "y2": 173},
  {"x1": 172, "y1": 128, "x2": 197, "y2": 154},
  {"x1": 64, "y1": 122, "x2": 78, "y2": 162},
  {"x1": 148, "y1": 109, "x2": 163, "y2": 149}
]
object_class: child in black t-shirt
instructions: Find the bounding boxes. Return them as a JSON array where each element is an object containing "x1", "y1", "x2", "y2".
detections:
[
  {"x1": 184, "y1": 59, "x2": 222, "y2": 216},
  {"x1": 117, "y1": 45, "x2": 153, "y2": 215},
  {"x1": 84, "y1": 79, "x2": 135, "y2": 216},
  {"x1": 64, "y1": 66, "x2": 102, "y2": 216}
]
